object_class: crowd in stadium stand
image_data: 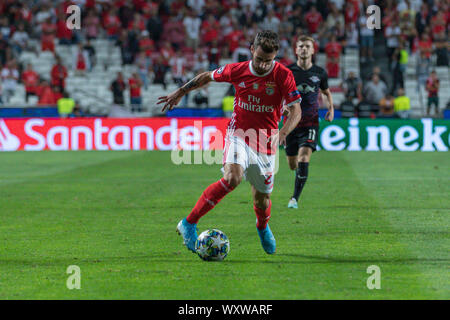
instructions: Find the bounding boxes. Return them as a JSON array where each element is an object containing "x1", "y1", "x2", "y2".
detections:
[{"x1": 0, "y1": 0, "x2": 447, "y2": 118}]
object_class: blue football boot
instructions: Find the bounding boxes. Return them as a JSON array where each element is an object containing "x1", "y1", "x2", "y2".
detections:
[
  {"x1": 257, "y1": 224, "x2": 276, "y2": 254},
  {"x1": 176, "y1": 218, "x2": 198, "y2": 253}
]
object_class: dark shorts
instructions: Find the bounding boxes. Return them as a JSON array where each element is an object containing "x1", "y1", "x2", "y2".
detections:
[
  {"x1": 285, "y1": 126, "x2": 319, "y2": 156},
  {"x1": 427, "y1": 96, "x2": 439, "y2": 108},
  {"x1": 360, "y1": 35, "x2": 374, "y2": 48}
]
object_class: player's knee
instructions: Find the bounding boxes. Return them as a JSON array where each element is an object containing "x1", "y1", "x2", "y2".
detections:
[
  {"x1": 224, "y1": 173, "x2": 242, "y2": 189},
  {"x1": 298, "y1": 155, "x2": 310, "y2": 163},
  {"x1": 254, "y1": 195, "x2": 270, "y2": 210}
]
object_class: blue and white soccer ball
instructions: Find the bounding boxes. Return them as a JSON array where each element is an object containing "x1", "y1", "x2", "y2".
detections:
[{"x1": 195, "y1": 229, "x2": 230, "y2": 261}]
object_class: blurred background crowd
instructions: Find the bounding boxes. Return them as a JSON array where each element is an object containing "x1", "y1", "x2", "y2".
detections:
[{"x1": 0, "y1": 0, "x2": 448, "y2": 118}]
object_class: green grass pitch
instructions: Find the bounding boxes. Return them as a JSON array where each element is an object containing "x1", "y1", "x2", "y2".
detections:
[{"x1": 0, "y1": 150, "x2": 448, "y2": 299}]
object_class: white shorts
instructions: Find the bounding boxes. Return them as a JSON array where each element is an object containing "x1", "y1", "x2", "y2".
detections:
[{"x1": 222, "y1": 135, "x2": 276, "y2": 194}]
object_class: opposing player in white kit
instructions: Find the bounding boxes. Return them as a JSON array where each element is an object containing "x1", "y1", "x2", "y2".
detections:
[{"x1": 158, "y1": 31, "x2": 302, "y2": 255}]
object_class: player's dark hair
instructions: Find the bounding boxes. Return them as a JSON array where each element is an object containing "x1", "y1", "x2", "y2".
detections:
[{"x1": 253, "y1": 30, "x2": 279, "y2": 53}]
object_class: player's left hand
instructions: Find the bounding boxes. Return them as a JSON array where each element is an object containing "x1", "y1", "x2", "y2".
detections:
[
  {"x1": 157, "y1": 89, "x2": 184, "y2": 112},
  {"x1": 325, "y1": 108, "x2": 334, "y2": 122},
  {"x1": 268, "y1": 132, "x2": 287, "y2": 150}
]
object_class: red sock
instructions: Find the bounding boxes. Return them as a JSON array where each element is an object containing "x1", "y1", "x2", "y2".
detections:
[
  {"x1": 186, "y1": 178, "x2": 234, "y2": 224},
  {"x1": 254, "y1": 200, "x2": 271, "y2": 230}
]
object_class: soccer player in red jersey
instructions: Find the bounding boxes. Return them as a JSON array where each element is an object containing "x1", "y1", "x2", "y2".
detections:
[{"x1": 158, "y1": 30, "x2": 302, "y2": 255}]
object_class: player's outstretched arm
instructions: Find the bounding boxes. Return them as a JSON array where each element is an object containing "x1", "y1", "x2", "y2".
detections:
[{"x1": 157, "y1": 71, "x2": 213, "y2": 112}]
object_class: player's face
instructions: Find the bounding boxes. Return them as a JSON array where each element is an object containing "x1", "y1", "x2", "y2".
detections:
[
  {"x1": 296, "y1": 41, "x2": 314, "y2": 60},
  {"x1": 251, "y1": 45, "x2": 277, "y2": 75}
]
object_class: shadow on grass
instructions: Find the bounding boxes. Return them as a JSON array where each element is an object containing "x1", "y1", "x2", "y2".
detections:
[
  {"x1": 2, "y1": 252, "x2": 448, "y2": 267},
  {"x1": 272, "y1": 253, "x2": 450, "y2": 264}
]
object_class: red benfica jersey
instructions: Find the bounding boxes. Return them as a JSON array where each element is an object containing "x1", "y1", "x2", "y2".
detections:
[{"x1": 212, "y1": 60, "x2": 301, "y2": 154}]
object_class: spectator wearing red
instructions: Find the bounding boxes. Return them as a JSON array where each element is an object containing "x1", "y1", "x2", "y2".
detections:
[
  {"x1": 224, "y1": 22, "x2": 244, "y2": 56},
  {"x1": 344, "y1": 0, "x2": 359, "y2": 25},
  {"x1": 56, "y1": 12, "x2": 73, "y2": 45},
  {"x1": 85, "y1": 0, "x2": 96, "y2": 10},
  {"x1": 418, "y1": 33, "x2": 433, "y2": 59},
  {"x1": 382, "y1": 12, "x2": 392, "y2": 29},
  {"x1": 305, "y1": 6, "x2": 323, "y2": 35},
  {"x1": 22, "y1": 63, "x2": 39, "y2": 103},
  {"x1": 325, "y1": 35, "x2": 342, "y2": 78},
  {"x1": 131, "y1": 0, "x2": 147, "y2": 11},
  {"x1": 41, "y1": 17, "x2": 56, "y2": 52},
  {"x1": 431, "y1": 11, "x2": 447, "y2": 38},
  {"x1": 138, "y1": 30, "x2": 155, "y2": 57},
  {"x1": 128, "y1": 12, "x2": 146, "y2": 31},
  {"x1": 325, "y1": 35, "x2": 342, "y2": 59},
  {"x1": 222, "y1": 0, "x2": 238, "y2": 12},
  {"x1": 51, "y1": 56, "x2": 68, "y2": 90},
  {"x1": 19, "y1": 2, "x2": 33, "y2": 24},
  {"x1": 73, "y1": 43, "x2": 90, "y2": 76},
  {"x1": 170, "y1": 0, "x2": 185, "y2": 14},
  {"x1": 58, "y1": 0, "x2": 75, "y2": 16},
  {"x1": 129, "y1": 72, "x2": 143, "y2": 112},
  {"x1": 142, "y1": 1, "x2": 158, "y2": 19},
  {"x1": 37, "y1": 80, "x2": 57, "y2": 105},
  {"x1": 201, "y1": 14, "x2": 220, "y2": 47},
  {"x1": 103, "y1": 7, "x2": 121, "y2": 41}
]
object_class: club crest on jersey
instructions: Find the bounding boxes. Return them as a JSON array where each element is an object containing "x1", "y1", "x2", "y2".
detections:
[
  {"x1": 310, "y1": 75, "x2": 320, "y2": 83},
  {"x1": 265, "y1": 82, "x2": 276, "y2": 95},
  {"x1": 266, "y1": 87, "x2": 274, "y2": 95}
]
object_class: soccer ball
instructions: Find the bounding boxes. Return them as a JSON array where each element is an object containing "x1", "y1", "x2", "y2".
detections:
[{"x1": 195, "y1": 229, "x2": 230, "y2": 261}]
